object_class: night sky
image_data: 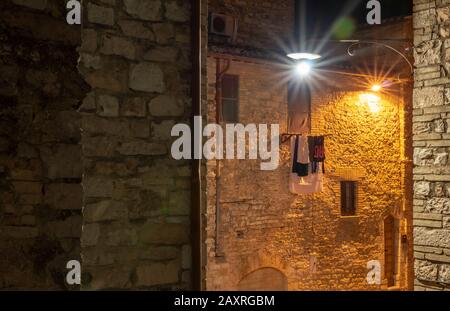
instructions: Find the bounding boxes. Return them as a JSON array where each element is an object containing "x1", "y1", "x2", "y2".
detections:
[{"x1": 303, "y1": 0, "x2": 412, "y2": 38}]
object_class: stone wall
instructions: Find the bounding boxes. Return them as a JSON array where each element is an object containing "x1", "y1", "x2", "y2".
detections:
[
  {"x1": 205, "y1": 56, "x2": 412, "y2": 290},
  {"x1": 412, "y1": 0, "x2": 450, "y2": 290},
  {"x1": 0, "y1": 0, "x2": 87, "y2": 289},
  {"x1": 208, "y1": 0, "x2": 293, "y2": 51},
  {"x1": 78, "y1": 0, "x2": 194, "y2": 290}
]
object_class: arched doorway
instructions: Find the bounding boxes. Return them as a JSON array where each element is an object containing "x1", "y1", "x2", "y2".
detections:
[{"x1": 237, "y1": 268, "x2": 288, "y2": 291}]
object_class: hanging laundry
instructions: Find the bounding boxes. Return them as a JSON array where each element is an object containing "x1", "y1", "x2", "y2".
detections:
[
  {"x1": 289, "y1": 172, "x2": 324, "y2": 194},
  {"x1": 289, "y1": 135, "x2": 325, "y2": 195},
  {"x1": 291, "y1": 136, "x2": 308, "y2": 177},
  {"x1": 289, "y1": 135, "x2": 324, "y2": 194},
  {"x1": 308, "y1": 136, "x2": 325, "y2": 174},
  {"x1": 297, "y1": 136, "x2": 310, "y2": 164}
]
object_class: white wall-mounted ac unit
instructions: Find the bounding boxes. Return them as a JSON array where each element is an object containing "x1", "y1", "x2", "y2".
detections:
[{"x1": 209, "y1": 13, "x2": 238, "y2": 41}]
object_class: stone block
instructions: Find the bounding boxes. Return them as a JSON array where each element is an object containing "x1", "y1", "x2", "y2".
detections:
[
  {"x1": 139, "y1": 246, "x2": 179, "y2": 260},
  {"x1": 129, "y1": 63, "x2": 165, "y2": 93},
  {"x1": 425, "y1": 253, "x2": 450, "y2": 263},
  {"x1": 414, "y1": 148, "x2": 434, "y2": 165},
  {"x1": 82, "y1": 116, "x2": 130, "y2": 137},
  {"x1": 0, "y1": 226, "x2": 38, "y2": 239},
  {"x1": 84, "y1": 200, "x2": 128, "y2": 223},
  {"x1": 123, "y1": 0, "x2": 162, "y2": 21},
  {"x1": 101, "y1": 35, "x2": 137, "y2": 60},
  {"x1": 181, "y1": 245, "x2": 191, "y2": 269},
  {"x1": 12, "y1": 0, "x2": 47, "y2": 10},
  {"x1": 414, "y1": 40, "x2": 443, "y2": 67},
  {"x1": 130, "y1": 120, "x2": 150, "y2": 138},
  {"x1": 444, "y1": 216, "x2": 450, "y2": 229},
  {"x1": 415, "y1": 259, "x2": 438, "y2": 282},
  {"x1": 149, "y1": 95, "x2": 184, "y2": 117},
  {"x1": 139, "y1": 223, "x2": 189, "y2": 244},
  {"x1": 97, "y1": 94, "x2": 119, "y2": 117},
  {"x1": 118, "y1": 20, "x2": 154, "y2": 40},
  {"x1": 48, "y1": 216, "x2": 82, "y2": 238},
  {"x1": 45, "y1": 183, "x2": 82, "y2": 210},
  {"x1": 87, "y1": 267, "x2": 132, "y2": 289},
  {"x1": 106, "y1": 227, "x2": 138, "y2": 246},
  {"x1": 81, "y1": 29, "x2": 98, "y2": 53},
  {"x1": 81, "y1": 223, "x2": 100, "y2": 247},
  {"x1": 152, "y1": 120, "x2": 175, "y2": 140},
  {"x1": 434, "y1": 152, "x2": 449, "y2": 165},
  {"x1": 87, "y1": 3, "x2": 115, "y2": 26},
  {"x1": 116, "y1": 141, "x2": 166, "y2": 155},
  {"x1": 80, "y1": 53, "x2": 101, "y2": 70},
  {"x1": 83, "y1": 58, "x2": 129, "y2": 93},
  {"x1": 121, "y1": 98, "x2": 147, "y2": 117},
  {"x1": 438, "y1": 264, "x2": 450, "y2": 284},
  {"x1": 82, "y1": 136, "x2": 118, "y2": 157},
  {"x1": 425, "y1": 198, "x2": 450, "y2": 214},
  {"x1": 135, "y1": 260, "x2": 180, "y2": 287},
  {"x1": 165, "y1": 0, "x2": 190, "y2": 22},
  {"x1": 144, "y1": 47, "x2": 179, "y2": 62},
  {"x1": 83, "y1": 177, "x2": 114, "y2": 198},
  {"x1": 415, "y1": 181, "x2": 431, "y2": 197},
  {"x1": 169, "y1": 191, "x2": 190, "y2": 216},
  {"x1": 12, "y1": 181, "x2": 42, "y2": 194},
  {"x1": 152, "y1": 23, "x2": 175, "y2": 44},
  {"x1": 40, "y1": 145, "x2": 82, "y2": 179},
  {"x1": 414, "y1": 227, "x2": 450, "y2": 248}
]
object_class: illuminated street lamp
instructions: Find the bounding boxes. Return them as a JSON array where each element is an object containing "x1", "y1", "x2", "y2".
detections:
[
  {"x1": 295, "y1": 61, "x2": 312, "y2": 76},
  {"x1": 287, "y1": 52, "x2": 322, "y2": 61},
  {"x1": 288, "y1": 53, "x2": 321, "y2": 77},
  {"x1": 371, "y1": 84, "x2": 382, "y2": 92}
]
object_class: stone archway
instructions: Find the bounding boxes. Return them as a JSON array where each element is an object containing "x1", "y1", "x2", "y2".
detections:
[{"x1": 237, "y1": 267, "x2": 288, "y2": 291}]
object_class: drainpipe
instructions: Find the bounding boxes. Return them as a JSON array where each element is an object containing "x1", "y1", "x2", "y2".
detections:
[
  {"x1": 215, "y1": 58, "x2": 230, "y2": 257},
  {"x1": 191, "y1": 0, "x2": 202, "y2": 291}
]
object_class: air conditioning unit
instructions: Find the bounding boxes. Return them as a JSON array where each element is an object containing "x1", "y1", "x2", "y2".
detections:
[{"x1": 209, "y1": 13, "x2": 237, "y2": 40}]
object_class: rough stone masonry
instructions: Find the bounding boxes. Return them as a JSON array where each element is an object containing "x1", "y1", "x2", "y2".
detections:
[
  {"x1": 413, "y1": 0, "x2": 450, "y2": 291},
  {"x1": 78, "y1": 0, "x2": 195, "y2": 289},
  {"x1": 0, "y1": 0, "x2": 204, "y2": 291},
  {"x1": 0, "y1": 0, "x2": 87, "y2": 289}
]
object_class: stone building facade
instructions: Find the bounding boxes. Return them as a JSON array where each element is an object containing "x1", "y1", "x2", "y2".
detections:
[
  {"x1": 204, "y1": 60, "x2": 412, "y2": 290},
  {"x1": 412, "y1": 0, "x2": 450, "y2": 290}
]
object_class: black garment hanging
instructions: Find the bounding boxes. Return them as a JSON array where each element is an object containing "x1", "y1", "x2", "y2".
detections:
[
  {"x1": 292, "y1": 135, "x2": 309, "y2": 177},
  {"x1": 308, "y1": 136, "x2": 325, "y2": 174}
]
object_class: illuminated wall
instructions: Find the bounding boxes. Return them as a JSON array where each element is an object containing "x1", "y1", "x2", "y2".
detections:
[{"x1": 205, "y1": 59, "x2": 412, "y2": 290}]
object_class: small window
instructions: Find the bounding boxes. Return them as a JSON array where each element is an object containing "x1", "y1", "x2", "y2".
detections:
[
  {"x1": 221, "y1": 74, "x2": 239, "y2": 123},
  {"x1": 341, "y1": 181, "x2": 357, "y2": 216}
]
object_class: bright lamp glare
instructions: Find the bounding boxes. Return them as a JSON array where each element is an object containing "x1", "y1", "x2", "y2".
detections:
[
  {"x1": 287, "y1": 53, "x2": 321, "y2": 60},
  {"x1": 295, "y1": 62, "x2": 311, "y2": 76},
  {"x1": 360, "y1": 94, "x2": 381, "y2": 113},
  {"x1": 371, "y1": 84, "x2": 382, "y2": 92},
  {"x1": 368, "y1": 101, "x2": 381, "y2": 113}
]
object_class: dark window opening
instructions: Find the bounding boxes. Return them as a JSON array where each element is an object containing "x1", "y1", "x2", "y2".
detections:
[
  {"x1": 221, "y1": 74, "x2": 239, "y2": 123},
  {"x1": 384, "y1": 215, "x2": 399, "y2": 287},
  {"x1": 341, "y1": 181, "x2": 357, "y2": 216}
]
